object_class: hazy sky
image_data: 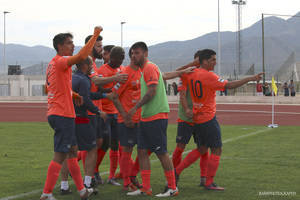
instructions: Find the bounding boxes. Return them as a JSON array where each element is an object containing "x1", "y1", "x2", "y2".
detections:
[{"x1": 0, "y1": 0, "x2": 300, "y2": 48}]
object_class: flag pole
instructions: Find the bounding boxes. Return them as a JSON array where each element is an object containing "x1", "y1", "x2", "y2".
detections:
[{"x1": 268, "y1": 77, "x2": 278, "y2": 128}]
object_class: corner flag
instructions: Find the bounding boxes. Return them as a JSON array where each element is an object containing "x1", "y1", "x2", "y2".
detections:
[{"x1": 272, "y1": 77, "x2": 278, "y2": 95}]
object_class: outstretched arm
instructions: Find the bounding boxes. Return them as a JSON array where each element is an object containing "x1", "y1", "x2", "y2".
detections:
[
  {"x1": 163, "y1": 67, "x2": 195, "y2": 80},
  {"x1": 175, "y1": 58, "x2": 200, "y2": 71},
  {"x1": 225, "y1": 73, "x2": 263, "y2": 89},
  {"x1": 91, "y1": 73, "x2": 128, "y2": 86}
]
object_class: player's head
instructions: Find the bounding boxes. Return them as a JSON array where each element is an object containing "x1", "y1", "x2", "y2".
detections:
[
  {"x1": 109, "y1": 46, "x2": 125, "y2": 69},
  {"x1": 76, "y1": 56, "x2": 93, "y2": 75},
  {"x1": 193, "y1": 50, "x2": 202, "y2": 67},
  {"x1": 53, "y1": 33, "x2": 74, "y2": 56},
  {"x1": 102, "y1": 45, "x2": 115, "y2": 64},
  {"x1": 130, "y1": 42, "x2": 148, "y2": 67},
  {"x1": 199, "y1": 49, "x2": 216, "y2": 71},
  {"x1": 194, "y1": 50, "x2": 202, "y2": 59},
  {"x1": 85, "y1": 35, "x2": 103, "y2": 59}
]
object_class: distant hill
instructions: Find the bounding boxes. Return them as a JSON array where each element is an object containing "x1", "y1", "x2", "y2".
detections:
[{"x1": 1, "y1": 11, "x2": 300, "y2": 76}]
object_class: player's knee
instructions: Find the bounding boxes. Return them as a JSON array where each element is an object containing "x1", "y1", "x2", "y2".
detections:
[
  {"x1": 211, "y1": 147, "x2": 222, "y2": 156},
  {"x1": 177, "y1": 143, "x2": 186, "y2": 149},
  {"x1": 110, "y1": 139, "x2": 119, "y2": 151},
  {"x1": 68, "y1": 148, "x2": 78, "y2": 158},
  {"x1": 198, "y1": 146, "x2": 208, "y2": 155}
]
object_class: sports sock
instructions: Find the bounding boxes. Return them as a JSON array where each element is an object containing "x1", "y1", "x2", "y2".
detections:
[
  {"x1": 67, "y1": 158, "x2": 84, "y2": 191},
  {"x1": 109, "y1": 150, "x2": 119, "y2": 179},
  {"x1": 164, "y1": 170, "x2": 176, "y2": 190},
  {"x1": 43, "y1": 160, "x2": 62, "y2": 194},
  {"x1": 176, "y1": 148, "x2": 200, "y2": 175},
  {"x1": 121, "y1": 151, "x2": 132, "y2": 186},
  {"x1": 118, "y1": 144, "x2": 123, "y2": 176},
  {"x1": 95, "y1": 149, "x2": 106, "y2": 173},
  {"x1": 200, "y1": 151, "x2": 209, "y2": 177},
  {"x1": 205, "y1": 154, "x2": 221, "y2": 186},
  {"x1": 130, "y1": 150, "x2": 151, "y2": 177},
  {"x1": 141, "y1": 170, "x2": 151, "y2": 190},
  {"x1": 172, "y1": 146, "x2": 184, "y2": 168}
]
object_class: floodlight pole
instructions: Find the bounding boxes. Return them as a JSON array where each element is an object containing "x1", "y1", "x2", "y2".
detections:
[
  {"x1": 217, "y1": 0, "x2": 221, "y2": 75},
  {"x1": 121, "y1": 21, "x2": 126, "y2": 47},
  {"x1": 3, "y1": 11, "x2": 10, "y2": 73},
  {"x1": 262, "y1": 13, "x2": 265, "y2": 85}
]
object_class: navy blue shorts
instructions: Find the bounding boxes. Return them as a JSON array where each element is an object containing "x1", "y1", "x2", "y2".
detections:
[
  {"x1": 75, "y1": 118, "x2": 97, "y2": 151},
  {"x1": 118, "y1": 123, "x2": 139, "y2": 147},
  {"x1": 138, "y1": 119, "x2": 168, "y2": 155},
  {"x1": 176, "y1": 122, "x2": 197, "y2": 144},
  {"x1": 102, "y1": 114, "x2": 118, "y2": 141},
  {"x1": 88, "y1": 115, "x2": 103, "y2": 139},
  {"x1": 48, "y1": 115, "x2": 77, "y2": 153},
  {"x1": 194, "y1": 116, "x2": 222, "y2": 148}
]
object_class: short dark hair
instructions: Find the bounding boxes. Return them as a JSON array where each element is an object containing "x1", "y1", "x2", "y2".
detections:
[
  {"x1": 128, "y1": 47, "x2": 133, "y2": 58},
  {"x1": 110, "y1": 46, "x2": 125, "y2": 59},
  {"x1": 130, "y1": 41, "x2": 148, "y2": 52},
  {"x1": 198, "y1": 49, "x2": 216, "y2": 64},
  {"x1": 76, "y1": 57, "x2": 92, "y2": 69},
  {"x1": 53, "y1": 33, "x2": 73, "y2": 52},
  {"x1": 84, "y1": 35, "x2": 103, "y2": 44},
  {"x1": 103, "y1": 45, "x2": 115, "y2": 53},
  {"x1": 194, "y1": 50, "x2": 202, "y2": 59}
]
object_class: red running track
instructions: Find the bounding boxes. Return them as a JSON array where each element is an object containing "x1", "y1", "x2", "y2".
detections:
[{"x1": 0, "y1": 102, "x2": 299, "y2": 126}]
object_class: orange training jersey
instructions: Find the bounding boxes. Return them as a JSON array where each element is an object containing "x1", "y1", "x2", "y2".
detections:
[
  {"x1": 113, "y1": 66, "x2": 141, "y2": 123},
  {"x1": 88, "y1": 61, "x2": 101, "y2": 115},
  {"x1": 185, "y1": 68, "x2": 228, "y2": 124},
  {"x1": 46, "y1": 55, "x2": 75, "y2": 118},
  {"x1": 97, "y1": 63, "x2": 122, "y2": 114}
]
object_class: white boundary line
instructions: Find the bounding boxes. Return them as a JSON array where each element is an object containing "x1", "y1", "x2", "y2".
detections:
[
  {"x1": 169, "y1": 108, "x2": 300, "y2": 115},
  {"x1": 0, "y1": 127, "x2": 272, "y2": 200}
]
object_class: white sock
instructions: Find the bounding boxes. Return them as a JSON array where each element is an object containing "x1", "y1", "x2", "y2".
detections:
[
  {"x1": 61, "y1": 181, "x2": 69, "y2": 190},
  {"x1": 84, "y1": 176, "x2": 92, "y2": 187}
]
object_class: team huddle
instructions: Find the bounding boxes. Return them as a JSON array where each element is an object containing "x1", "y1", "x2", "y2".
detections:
[{"x1": 40, "y1": 26, "x2": 263, "y2": 200}]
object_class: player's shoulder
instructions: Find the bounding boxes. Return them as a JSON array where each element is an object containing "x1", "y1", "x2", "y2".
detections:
[
  {"x1": 97, "y1": 63, "x2": 108, "y2": 73},
  {"x1": 146, "y1": 61, "x2": 158, "y2": 69}
]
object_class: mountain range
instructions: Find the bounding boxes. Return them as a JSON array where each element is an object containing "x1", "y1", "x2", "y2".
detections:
[{"x1": 1, "y1": 11, "x2": 300, "y2": 76}]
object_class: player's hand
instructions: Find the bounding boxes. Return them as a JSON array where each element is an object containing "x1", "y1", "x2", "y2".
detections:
[
  {"x1": 191, "y1": 58, "x2": 200, "y2": 67},
  {"x1": 251, "y1": 72, "x2": 264, "y2": 81},
  {"x1": 185, "y1": 108, "x2": 193, "y2": 119},
  {"x1": 124, "y1": 117, "x2": 134, "y2": 128},
  {"x1": 181, "y1": 66, "x2": 196, "y2": 75},
  {"x1": 72, "y1": 92, "x2": 84, "y2": 106},
  {"x1": 99, "y1": 111, "x2": 107, "y2": 122},
  {"x1": 114, "y1": 73, "x2": 128, "y2": 84},
  {"x1": 128, "y1": 107, "x2": 137, "y2": 118},
  {"x1": 94, "y1": 26, "x2": 103, "y2": 35}
]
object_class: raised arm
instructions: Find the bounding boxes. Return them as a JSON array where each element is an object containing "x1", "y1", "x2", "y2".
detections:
[{"x1": 67, "y1": 26, "x2": 103, "y2": 66}]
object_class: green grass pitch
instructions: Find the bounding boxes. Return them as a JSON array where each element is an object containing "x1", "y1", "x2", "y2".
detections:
[{"x1": 0, "y1": 122, "x2": 299, "y2": 200}]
